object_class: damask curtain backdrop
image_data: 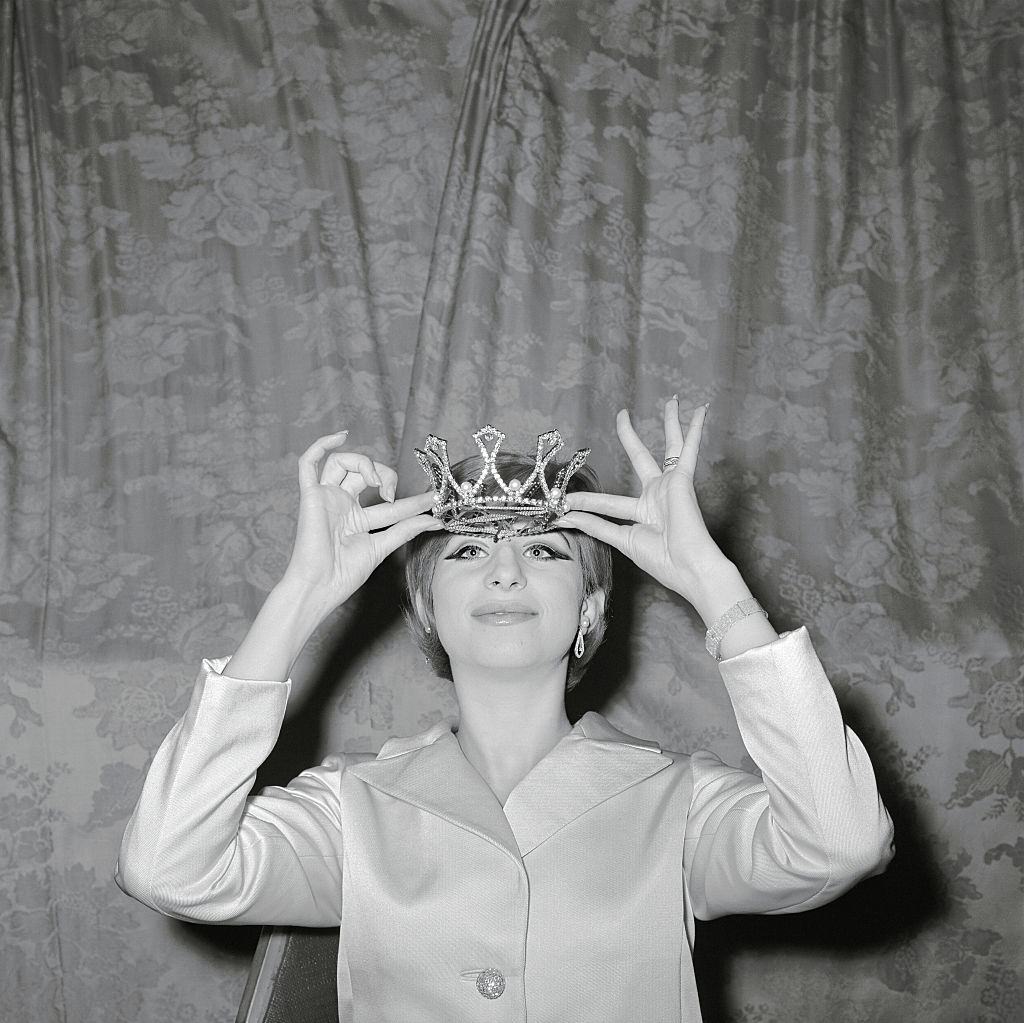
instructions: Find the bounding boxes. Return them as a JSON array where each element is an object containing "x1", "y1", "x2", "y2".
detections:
[{"x1": 2, "y1": 0, "x2": 1022, "y2": 1020}]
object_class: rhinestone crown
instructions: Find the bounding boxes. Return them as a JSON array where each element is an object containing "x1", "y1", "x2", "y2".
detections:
[{"x1": 415, "y1": 425, "x2": 590, "y2": 540}]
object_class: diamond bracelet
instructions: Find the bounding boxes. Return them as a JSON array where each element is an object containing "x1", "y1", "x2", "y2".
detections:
[{"x1": 705, "y1": 598, "x2": 768, "y2": 661}]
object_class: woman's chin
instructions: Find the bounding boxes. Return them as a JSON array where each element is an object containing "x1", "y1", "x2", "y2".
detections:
[{"x1": 453, "y1": 643, "x2": 569, "y2": 679}]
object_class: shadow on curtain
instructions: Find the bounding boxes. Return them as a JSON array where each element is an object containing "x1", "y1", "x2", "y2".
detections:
[{"x1": 2, "y1": 1, "x2": 1022, "y2": 1020}]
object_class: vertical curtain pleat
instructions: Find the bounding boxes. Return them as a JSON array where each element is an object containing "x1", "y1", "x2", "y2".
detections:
[{"x1": 1, "y1": 4, "x2": 61, "y2": 1019}]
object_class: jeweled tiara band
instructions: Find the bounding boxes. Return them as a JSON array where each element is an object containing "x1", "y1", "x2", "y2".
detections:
[{"x1": 414, "y1": 425, "x2": 590, "y2": 540}]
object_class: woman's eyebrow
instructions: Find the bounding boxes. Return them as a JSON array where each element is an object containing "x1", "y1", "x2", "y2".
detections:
[
  {"x1": 528, "y1": 532, "x2": 573, "y2": 552},
  {"x1": 442, "y1": 535, "x2": 496, "y2": 553}
]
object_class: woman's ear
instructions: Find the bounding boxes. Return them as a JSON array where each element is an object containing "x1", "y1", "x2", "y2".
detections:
[{"x1": 582, "y1": 589, "x2": 607, "y2": 631}]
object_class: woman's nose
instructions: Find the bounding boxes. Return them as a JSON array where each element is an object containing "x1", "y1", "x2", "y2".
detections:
[{"x1": 485, "y1": 543, "x2": 525, "y2": 588}]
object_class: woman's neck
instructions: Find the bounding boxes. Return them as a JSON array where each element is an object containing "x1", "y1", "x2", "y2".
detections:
[{"x1": 451, "y1": 664, "x2": 572, "y2": 806}]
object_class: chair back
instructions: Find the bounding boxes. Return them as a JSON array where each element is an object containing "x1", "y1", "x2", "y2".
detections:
[{"x1": 236, "y1": 926, "x2": 340, "y2": 1023}]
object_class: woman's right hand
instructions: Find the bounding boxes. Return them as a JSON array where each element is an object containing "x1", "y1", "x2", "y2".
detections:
[{"x1": 281, "y1": 430, "x2": 442, "y2": 612}]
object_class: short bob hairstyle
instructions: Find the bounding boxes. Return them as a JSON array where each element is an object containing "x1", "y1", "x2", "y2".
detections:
[{"x1": 404, "y1": 451, "x2": 613, "y2": 690}]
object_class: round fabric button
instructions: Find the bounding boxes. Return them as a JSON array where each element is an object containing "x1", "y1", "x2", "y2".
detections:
[{"x1": 476, "y1": 968, "x2": 506, "y2": 999}]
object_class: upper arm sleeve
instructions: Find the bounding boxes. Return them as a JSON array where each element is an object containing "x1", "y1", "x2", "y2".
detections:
[
  {"x1": 115, "y1": 658, "x2": 353, "y2": 927},
  {"x1": 683, "y1": 627, "x2": 895, "y2": 920}
]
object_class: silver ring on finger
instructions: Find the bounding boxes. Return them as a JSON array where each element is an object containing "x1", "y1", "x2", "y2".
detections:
[{"x1": 663, "y1": 455, "x2": 680, "y2": 470}]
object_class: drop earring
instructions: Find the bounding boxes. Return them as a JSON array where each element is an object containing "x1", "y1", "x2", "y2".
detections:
[{"x1": 574, "y1": 617, "x2": 590, "y2": 658}]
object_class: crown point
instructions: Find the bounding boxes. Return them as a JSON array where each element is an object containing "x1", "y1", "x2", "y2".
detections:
[{"x1": 417, "y1": 425, "x2": 588, "y2": 539}]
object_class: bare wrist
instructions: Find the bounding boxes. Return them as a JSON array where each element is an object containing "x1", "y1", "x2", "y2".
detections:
[
  {"x1": 687, "y1": 558, "x2": 753, "y2": 626},
  {"x1": 688, "y1": 561, "x2": 780, "y2": 660},
  {"x1": 223, "y1": 579, "x2": 338, "y2": 682},
  {"x1": 270, "y1": 574, "x2": 338, "y2": 624}
]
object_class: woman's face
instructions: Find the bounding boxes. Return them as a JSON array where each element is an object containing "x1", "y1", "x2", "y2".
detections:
[{"x1": 429, "y1": 531, "x2": 589, "y2": 679}]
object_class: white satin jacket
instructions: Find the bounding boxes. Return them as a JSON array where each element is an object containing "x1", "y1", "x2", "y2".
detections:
[{"x1": 116, "y1": 627, "x2": 894, "y2": 1022}]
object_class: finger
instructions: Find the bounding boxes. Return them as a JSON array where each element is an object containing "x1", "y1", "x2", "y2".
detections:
[
  {"x1": 321, "y1": 451, "x2": 351, "y2": 488},
  {"x1": 339, "y1": 471, "x2": 369, "y2": 498},
  {"x1": 364, "y1": 490, "x2": 436, "y2": 530},
  {"x1": 336, "y1": 459, "x2": 398, "y2": 501},
  {"x1": 672, "y1": 403, "x2": 708, "y2": 478},
  {"x1": 297, "y1": 431, "x2": 349, "y2": 488},
  {"x1": 372, "y1": 513, "x2": 445, "y2": 560},
  {"x1": 663, "y1": 395, "x2": 685, "y2": 461},
  {"x1": 374, "y1": 463, "x2": 399, "y2": 503},
  {"x1": 313, "y1": 451, "x2": 384, "y2": 493},
  {"x1": 564, "y1": 491, "x2": 640, "y2": 520},
  {"x1": 616, "y1": 409, "x2": 661, "y2": 483},
  {"x1": 555, "y1": 511, "x2": 631, "y2": 555}
]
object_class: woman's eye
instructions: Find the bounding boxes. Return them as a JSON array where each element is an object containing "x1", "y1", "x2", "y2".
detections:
[
  {"x1": 524, "y1": 544, "x2": 561, "y2": 560},
  {"x1": 448, "y1": 544, "x2": 487, "y2": 560},
  {"x1": 444, "y1": 541, "x2": 569, "y2": 561}
]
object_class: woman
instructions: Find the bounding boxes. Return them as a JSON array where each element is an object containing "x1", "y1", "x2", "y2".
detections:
[{"x1": 116, "y1": 399, "x2": 894, "y2": 1022}]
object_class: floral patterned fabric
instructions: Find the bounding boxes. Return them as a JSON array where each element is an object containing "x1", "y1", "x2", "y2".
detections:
[{"x1": 1, "y1": 1, "x2": 1021, "y2": 1020}]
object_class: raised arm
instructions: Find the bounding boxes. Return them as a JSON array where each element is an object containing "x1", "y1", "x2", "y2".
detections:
[
  {"x1": 558, "y1": 399, "x2": 779, "y2": 659},
  {"x1": 224, "y1": 430, "x2": 441, "y2": 682},
  {"x1": 559, "y1": 400, "x2": 894, "y2": 916},
  {"x1": 115, "y1": 433, "x2": 441, "y2": 924},
  {"x1": 684, "y1": 626, "x2": 894, "y2": 918}
]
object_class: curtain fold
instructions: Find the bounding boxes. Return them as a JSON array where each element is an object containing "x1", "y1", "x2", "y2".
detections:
[{"x1": 1, "y1": 1, "x2": 1022, "y2": 1020}]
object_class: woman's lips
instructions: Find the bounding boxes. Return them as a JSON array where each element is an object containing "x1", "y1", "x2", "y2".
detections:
[
  {"x1": 471, "y1": 604, "x2": 538, "y2": 626},
  {"x1": 473, "y1": 611, "x2": 537, "y2": 626}
]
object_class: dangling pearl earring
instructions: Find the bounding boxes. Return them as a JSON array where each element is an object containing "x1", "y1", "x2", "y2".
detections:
[
  {"x1": 574, "y1": 617, "x2": 590, "y2": 659},
  {"x1": 424, "y1": 623, "x2": 432, "y2": 634}
]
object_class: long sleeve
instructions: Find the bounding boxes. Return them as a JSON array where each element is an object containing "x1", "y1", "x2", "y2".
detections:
[
  {"x1": 683, "y1": 627, "x2": 894, "y2": 920},
  {"x1": 116, "y1": 657, "x2": 350, "y2": 927}
]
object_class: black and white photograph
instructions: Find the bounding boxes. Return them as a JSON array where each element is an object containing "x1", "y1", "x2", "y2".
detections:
[{"x1": 1, "y1": 2, "x2": 1022, "y2": 1021}]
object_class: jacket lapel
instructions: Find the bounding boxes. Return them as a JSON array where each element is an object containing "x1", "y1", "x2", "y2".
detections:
[
  {"x1": 502, "y1": 711, "x2": 672, "y2": 856},
  {"x1": 347, "y1": 712, "x2": 671, "y2": 861},
  {"x1": 347, "y1": 723, "x2": 523, "y2": 864}
]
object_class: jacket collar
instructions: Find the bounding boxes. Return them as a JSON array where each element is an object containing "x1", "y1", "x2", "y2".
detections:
[{"x1": 347, "y1": 712, "x2": 671, "y2": 861}]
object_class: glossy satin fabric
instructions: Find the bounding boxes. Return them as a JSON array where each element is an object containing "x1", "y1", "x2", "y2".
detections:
[{"x1": 117, "y1": 628, "x2": 893, "y2": 1021}]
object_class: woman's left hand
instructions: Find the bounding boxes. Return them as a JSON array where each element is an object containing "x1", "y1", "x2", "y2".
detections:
[{"x1": 557, "y1": 398, "x2": 732, "y2": 610}]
